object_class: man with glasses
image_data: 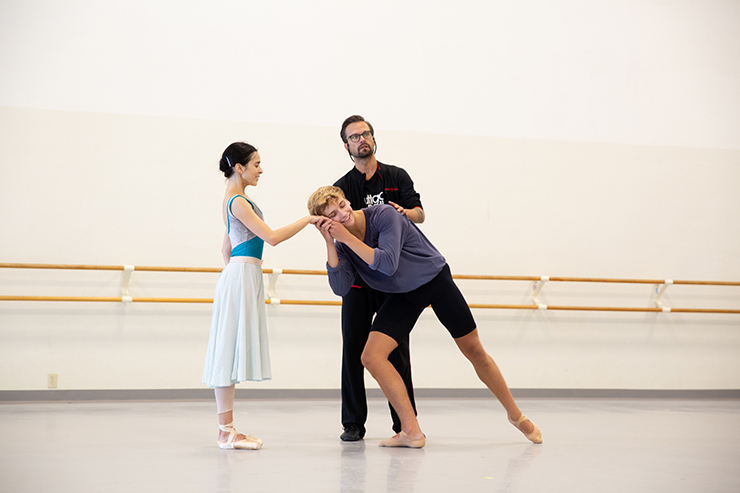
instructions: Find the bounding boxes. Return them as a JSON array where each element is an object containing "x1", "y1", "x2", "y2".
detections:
[{"x1": 332, "y1": 115, "x2": 425, "y2": 442}]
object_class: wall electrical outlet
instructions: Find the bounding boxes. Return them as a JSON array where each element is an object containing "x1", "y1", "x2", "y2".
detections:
[{"x1": 48, "y1": 373, "x2": 58, "y2": 388}]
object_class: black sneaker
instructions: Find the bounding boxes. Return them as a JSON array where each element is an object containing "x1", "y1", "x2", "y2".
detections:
[{"x1": 340, "y1": 424, "x2": 364, "y2": 441}]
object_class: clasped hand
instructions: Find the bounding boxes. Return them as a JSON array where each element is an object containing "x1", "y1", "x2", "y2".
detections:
[{"x1": 314, "y1": 217, "x2": 352, "y2": 243}]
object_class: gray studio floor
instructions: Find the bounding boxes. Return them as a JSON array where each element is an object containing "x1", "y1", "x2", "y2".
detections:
[{"x1": 1, "y1": 397, "x2": 739, "y2": 493}]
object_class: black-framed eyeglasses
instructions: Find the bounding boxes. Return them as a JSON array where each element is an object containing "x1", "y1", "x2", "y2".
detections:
[{"x1": 347, "y1": 131, "x2": 373, "y2": 143}]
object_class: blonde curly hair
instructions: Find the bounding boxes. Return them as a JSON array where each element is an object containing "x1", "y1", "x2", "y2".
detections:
[{"x1": 307, "y1": 186, "x2": 347, "y2": 216}]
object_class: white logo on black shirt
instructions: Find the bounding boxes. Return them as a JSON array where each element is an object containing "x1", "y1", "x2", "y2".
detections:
[{"x1": 364, "y1": 192, "x2": 384, "y2": 206}]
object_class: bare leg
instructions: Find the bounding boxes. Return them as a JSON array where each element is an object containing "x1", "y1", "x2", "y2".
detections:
[
  {"x1": 454, "y1": 329, "x2": 539, "y2": 439},
  {"x1": 361, "y1": 332, "x2": 425, "y2": 444}
]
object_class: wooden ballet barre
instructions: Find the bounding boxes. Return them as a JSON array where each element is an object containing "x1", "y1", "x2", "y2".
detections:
[
  {"x1": 0, "y1": 296, "x2": 131, "y2": 303},
  {"x1": 452, "y1": 275, "x2": 540, "y2": 281},
  {"x1": 0, "y1": 262, "x2": 132, "y2": 272},
  {"x1": 2, "y1": 262, "x2": 739, "y2": 313},
  {"x1": 1, "y1": 295, "x2": 738, "y2": 314},
  {"x1": 466, "y1": 303, "x2": 740, "y2": 314},
  {"x1": 0, "y1": 296, "x2": 335, "y2": 305},
  {"x1": 3, "y1": 262, "x2": 740, "y2": 287},
  {"x1": 0, "y1": 262, "x2": 325, "y2": 276},
  {"x1": 265, "y1": 299, "x2": 342, "y2": 306},
  {"x1": 0, "y1": 296, "x2": 336, "y2": 304},
  {"x1": 544, "y1": 277, "x2": 740, "y2": 287},
  {"x1": 0, "y1": 296, "x2": 213, "y2": 303},
  {"x1": 0, "y1": 262, "x2": 223, "y2": 273},
  {"x1": 454, "y1": 274, "x2": 740, "y2": 286}
]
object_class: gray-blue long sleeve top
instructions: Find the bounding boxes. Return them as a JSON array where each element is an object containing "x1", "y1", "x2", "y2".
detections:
[{"x1": 327, "y1": 205, "x2": 446, "y2": 296}]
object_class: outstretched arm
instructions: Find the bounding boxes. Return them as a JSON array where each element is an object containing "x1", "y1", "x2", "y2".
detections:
[{"x1": 231, "y1": 198, "x2": 321, "y2": 247}]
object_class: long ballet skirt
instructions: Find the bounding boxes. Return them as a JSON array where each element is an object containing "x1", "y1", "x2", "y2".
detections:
[{"x1": 202, "y1": 262, "x2": 271, "y2": 387}]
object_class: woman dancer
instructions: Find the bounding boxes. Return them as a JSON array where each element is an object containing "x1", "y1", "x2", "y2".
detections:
[
  {"x1": 203, "y1": 142, "x2": 320, "y2": 450},
  {"x1": 308, "y1": 186, "x2": 542, "y2": 448}
]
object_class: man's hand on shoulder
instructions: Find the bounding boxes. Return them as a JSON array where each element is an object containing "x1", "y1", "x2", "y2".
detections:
[{"x1": 388, "y1": 201, "x2": 425, "y2": 223}]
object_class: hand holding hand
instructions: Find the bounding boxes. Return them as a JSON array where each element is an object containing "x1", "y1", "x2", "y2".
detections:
[{"x1": 315, "y1": 217, "x2": 334, "y2": 243}]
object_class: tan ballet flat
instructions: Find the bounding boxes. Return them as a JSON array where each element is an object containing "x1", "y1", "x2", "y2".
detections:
[
  {"x1": 218, "y1": 422, "x2": 262, "y2": 450},
  {"x1": 508, "y1": 415, "x2": 543, "y2": 444},
  {"x1": 379, "y1": 431, "x2": 426, "y2": 448}
]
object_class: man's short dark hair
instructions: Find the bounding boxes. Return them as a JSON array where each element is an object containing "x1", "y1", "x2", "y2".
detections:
[{"x1": 340, "y1": 115, "x2": 375, "y2": 144}]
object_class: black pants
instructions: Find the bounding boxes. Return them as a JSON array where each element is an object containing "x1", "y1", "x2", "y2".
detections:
[{"x1": 341, "y1": 275, "x2": 417, "y2": 434}]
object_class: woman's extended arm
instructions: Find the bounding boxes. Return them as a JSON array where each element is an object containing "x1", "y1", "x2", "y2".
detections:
[{"x1": 231, "y1": 198, "x2": 319, "y2": 247}]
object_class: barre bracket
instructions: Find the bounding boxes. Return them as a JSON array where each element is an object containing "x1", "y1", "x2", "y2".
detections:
[
  {"x1": 531, "y1": 276, "x2": 549, "y2": 306},
  {"x1": 267, "y1": 268, "x2": 282, "y2": 302},
  {"x1": 120, "y1": 265, "x2": 135, "y2": 301},
  {"x1": 654, "y1": 279, "x2": 673, "y2": 311}
]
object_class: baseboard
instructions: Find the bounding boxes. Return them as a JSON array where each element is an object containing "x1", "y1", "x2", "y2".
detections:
[{"x1": 1, "y1": 388, "x2": 738, "y2": 402}]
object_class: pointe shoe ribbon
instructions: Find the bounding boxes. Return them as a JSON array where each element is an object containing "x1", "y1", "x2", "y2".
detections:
[
  {"x1": 508, "y1": 415, "x2": 543, "y2": 444},
  {"x1": 379, "y1": 431, "x2": 425, "y2": 449},
  {"x1": 218, "y1": 422, "x2": 263, "y2": 450}
]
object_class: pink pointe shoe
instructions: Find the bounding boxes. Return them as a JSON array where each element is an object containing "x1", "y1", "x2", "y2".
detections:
[
  {"x1": 217, "y1": 422, "x2": 263, "y2": 450},
  {"x1": 379, "y1": 431, "x2": 426, "y2": 449},
  {"x1": 508, "y1": 415, "x2": 543, "y2": 444}
]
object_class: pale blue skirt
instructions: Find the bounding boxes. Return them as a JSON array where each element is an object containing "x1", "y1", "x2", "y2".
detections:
[{"x1": 202, "y1": 261, "x2": 271, "y2": 387}]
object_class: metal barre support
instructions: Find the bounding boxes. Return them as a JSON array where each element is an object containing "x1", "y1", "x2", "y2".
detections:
[
  {"x1": 120, "y1": 265, "x2": 135, "y2": 302},
  {"x1": 653, "y1": 279, "x2": 673, "y2": 310},
  {"x1": 267, "y1": 268, "x2": 282, "y2": 302},
  {"x1": 530, "y1": 276, "x2": 549, "y2": 307}
]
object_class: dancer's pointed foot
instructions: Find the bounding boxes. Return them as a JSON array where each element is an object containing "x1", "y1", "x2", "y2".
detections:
[
  {"x1": 508, "y1": 415, "x2": 543, "y2": 444},
  {"x1": 379, "y1": 431, "x2": 425, "y2": 448},
  {"x1": 218, "y1": 422, "x2": 262, "y2": 450}
]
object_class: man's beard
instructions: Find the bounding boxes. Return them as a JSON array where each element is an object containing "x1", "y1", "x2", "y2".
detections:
[{"x1": 352, "y1": 145, "x2": 373, "y2": 159}]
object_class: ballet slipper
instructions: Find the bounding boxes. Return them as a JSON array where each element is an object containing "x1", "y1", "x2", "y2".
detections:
[
  {"x1": 218, "y1": 422, "x2": 262, "y2": 450},
  {"x1": 379, "y1": 431, "x2": 425, "y2": 449},
  {"x1": 508, "y1": 415, "x2": 543, "y2": 444}
]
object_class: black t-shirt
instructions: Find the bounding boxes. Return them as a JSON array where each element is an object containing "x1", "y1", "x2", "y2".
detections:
[
  {"x1": 362, "y1": 171, "x2": 385, "y2": 207},
  {"x1": 334, "y1": 161, "x2": 423, "y2": 212}
]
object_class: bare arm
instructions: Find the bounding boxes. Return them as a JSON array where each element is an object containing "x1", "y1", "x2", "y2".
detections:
[
  {"x1": 388, "y1": 202, "x2": 425, "y2": 224},
  {"x1": 231, "y1": 198, "x2": 320, "y2": 247},
  {"x1": 221, "y1": 231, "x2": 231, "y2": 265}
]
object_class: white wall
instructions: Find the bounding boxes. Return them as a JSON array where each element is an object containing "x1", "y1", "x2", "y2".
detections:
[{"x1": 1, "y1": 0, "x2": 739, "y2": 392}]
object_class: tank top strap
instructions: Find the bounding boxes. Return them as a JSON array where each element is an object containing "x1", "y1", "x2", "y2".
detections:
[{"x1": 226, "y1": 195, "x2": 261, "y2": 233}]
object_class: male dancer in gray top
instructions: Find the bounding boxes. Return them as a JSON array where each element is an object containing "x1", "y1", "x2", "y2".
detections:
[{"x1": 308, "y1": 186, "x2": 543, "y2": 448}]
